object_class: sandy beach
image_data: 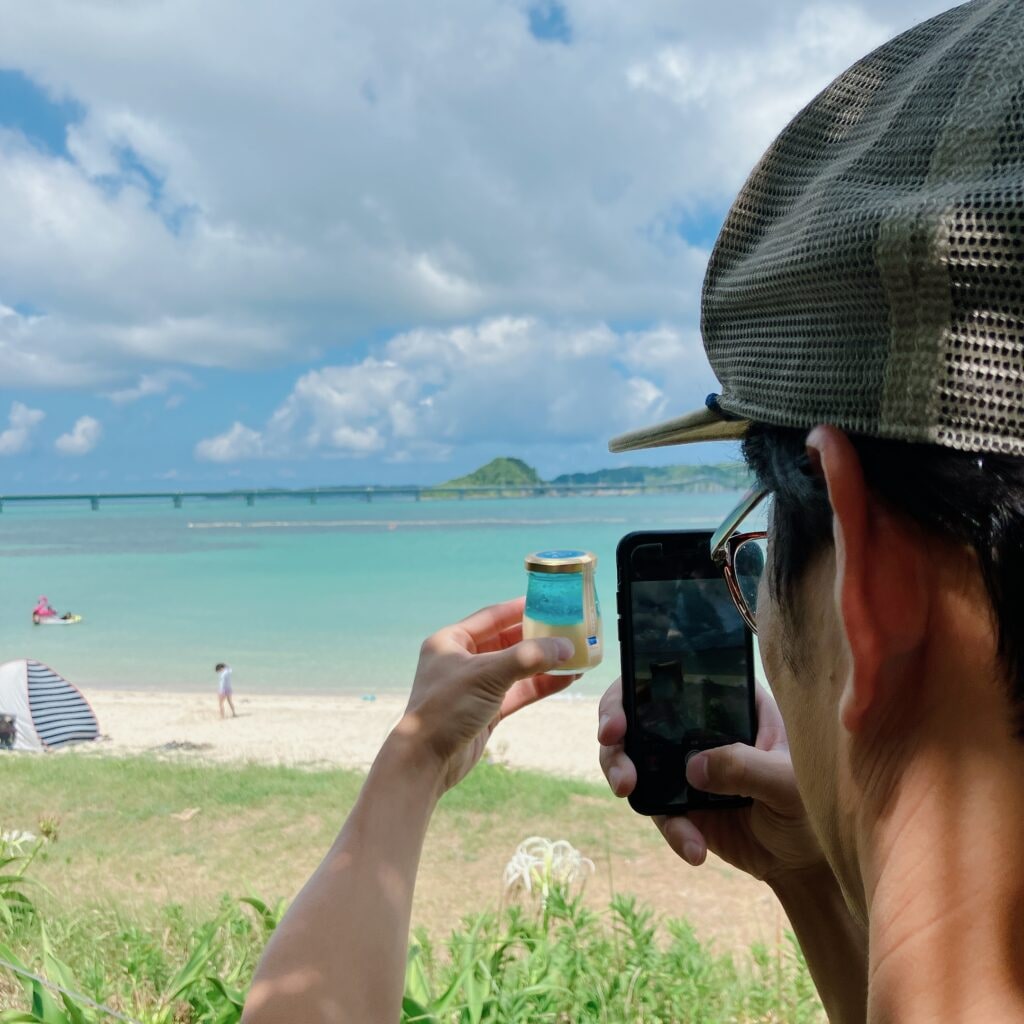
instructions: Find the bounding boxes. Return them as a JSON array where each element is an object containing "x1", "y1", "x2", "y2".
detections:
[{"x1": 79, "y1": 688, "x2": 607, "y2": 781}]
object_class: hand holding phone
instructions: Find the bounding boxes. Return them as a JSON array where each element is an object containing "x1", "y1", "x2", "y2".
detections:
[
  {"x1": 616, "y1": 530, "x2": 757, "y2": 815},
  {"x1": 599, "y1": 677, "x2": 825, "y2": 879}
]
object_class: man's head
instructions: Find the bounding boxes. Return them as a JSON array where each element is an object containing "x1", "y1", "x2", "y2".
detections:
[
  {"x1": 215, "y1": 663, "x2": 226, "y2": 672},
  {"x1": 739, "y1": 422, "x2": 1024, "y2": 916},
  {"x1": 610, "y1": 0, "x2": 1024, "y2": 918}
]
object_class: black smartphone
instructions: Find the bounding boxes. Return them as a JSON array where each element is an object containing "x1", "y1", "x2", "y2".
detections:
[{"x1": 616, "y1": 530, "x2": 757, "y2": 816}]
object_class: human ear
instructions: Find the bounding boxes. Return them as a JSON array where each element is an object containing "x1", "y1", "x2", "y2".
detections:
[{"x1": 805, "y1": 427, "x2": 928, "y2": 734}]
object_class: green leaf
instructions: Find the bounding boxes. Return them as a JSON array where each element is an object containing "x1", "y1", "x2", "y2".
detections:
[
  {"x1": 201, "y1": 978, "x2": 243, "y2": 1024},
  {"x1": 404, "y1": 944, "x2": 434, "y2": 1009},
  {"x1": 39, "y1": 928, "x2": 91, "y2": 1024},
  {"x1": 400, "y1": 996, "x2": 438, "y2": 1024},
  {"x1": 161, "y1": 918, "x2": 224, "y2": 1003}
]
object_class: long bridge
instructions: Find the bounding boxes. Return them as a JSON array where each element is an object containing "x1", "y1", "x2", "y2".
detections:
[{"x1": 0, "y1": 478, "x2": 737, "y2": 512}]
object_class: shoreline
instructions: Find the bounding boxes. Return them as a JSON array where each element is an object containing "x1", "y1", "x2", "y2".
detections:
[{"x1": 77, "y1": 688, "x2": 606, "y2": 782}]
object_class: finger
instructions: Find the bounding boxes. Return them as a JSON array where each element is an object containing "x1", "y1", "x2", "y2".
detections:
[
  {"x1": 597, "y1": 705, "x2": 626, "y2": 746},
  {"x1": 451, "y1": 598, "x2": 526, "y2": 646},
  {"x1": 499, "y1": 672, "x2": 580, "y2": 718},
  {"x1": 473, "y1": 636, "x2": 574, "y2": 693},
  {"x1": 499, "y1": 622, "x2": 522, "y2": 649},
  {"x1": 685, "y1": 743, "x2": 797, "y2": 807},
  {"x1": 753, "y1": 682, "x2": 787, "y2": 751},
  {"x1": 654, "y1": 814, "x2": 708, "y2": 867},
  {"x1": 474, "y1": 622, "x2": 523, "y2": 656},
  {"x1": 599, "y1": 742, "x2": 636, "y2": 797},
  {"x1": 597, "y1": 677, "x2": 626, "y2": 744}
]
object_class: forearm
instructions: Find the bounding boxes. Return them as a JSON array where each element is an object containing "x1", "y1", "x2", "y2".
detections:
[
  {"x1": 770, "y1": 865, "x2": 868, "y2": 1024},
  {"x1": 243, "y1": 733, "x2": 444, "y2": 1024}
]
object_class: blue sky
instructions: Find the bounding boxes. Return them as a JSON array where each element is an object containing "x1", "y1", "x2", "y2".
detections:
[{"x1": 0, "y1": 0, "x2": 952, "y2": 491}]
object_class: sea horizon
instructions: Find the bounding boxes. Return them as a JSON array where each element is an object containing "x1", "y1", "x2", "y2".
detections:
[{"x1": 0, "y1": 490, "x2": 748, "y2": 698}]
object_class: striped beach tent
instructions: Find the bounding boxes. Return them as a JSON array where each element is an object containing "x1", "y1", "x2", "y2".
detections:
[{"x1": 0, "y1": 659, "x2": 99, "y2": 752}]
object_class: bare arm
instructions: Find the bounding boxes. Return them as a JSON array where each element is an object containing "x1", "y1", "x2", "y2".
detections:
[
  {"x1": 242, "y1": 598, "x2": 575, "y2": 1024},
  {"x1": 242, "y1": 734, "x2": 442, "y2": 1023}
]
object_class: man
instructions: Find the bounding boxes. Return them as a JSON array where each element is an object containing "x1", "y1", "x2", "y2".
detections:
[
  {"x1": 598, "y1": 1, "x2": 1024, "y2": 1019},
  {"x1": 243, "y1": 2, "x2": 1024, "y2": 1021},
  {"x1": 216, "y1": 662, "x2": 236, "y2": 719}
]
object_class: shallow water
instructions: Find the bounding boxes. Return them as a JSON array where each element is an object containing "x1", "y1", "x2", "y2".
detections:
[{"x1": 0, "y1": 492, "x2": 744, "y2": 695}]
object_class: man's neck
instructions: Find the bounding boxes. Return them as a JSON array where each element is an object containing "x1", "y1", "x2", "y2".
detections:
[{"x1": 859, "y1": 603, "x2": 1024, "y2": 1023}]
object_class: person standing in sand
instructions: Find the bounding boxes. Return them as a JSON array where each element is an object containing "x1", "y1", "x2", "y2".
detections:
[{"x1": 215, "y1": 662, "x2": 236, "y2": 719}]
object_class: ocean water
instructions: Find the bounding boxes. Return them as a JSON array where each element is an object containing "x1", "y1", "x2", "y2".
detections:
[{"x1": 0, "y1": 492, "x2": 745, "y2": 696}]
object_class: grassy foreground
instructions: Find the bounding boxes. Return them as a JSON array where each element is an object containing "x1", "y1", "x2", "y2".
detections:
[{"x1": 1, "y1": 754, "x2": 825, "y2": 1022}]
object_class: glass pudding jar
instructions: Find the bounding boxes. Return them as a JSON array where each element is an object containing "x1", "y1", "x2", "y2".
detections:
[{"x1": 522, "y1": 550, "x2": 603, "y2": 674}]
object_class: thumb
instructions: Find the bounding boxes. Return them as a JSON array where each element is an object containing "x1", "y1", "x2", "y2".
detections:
[
  {"x1": 475, "y1": 636, "x2": 575, "y2": 691},
  {"x1": 686, "y1": 744, "x2": 798, "y2": 808}
]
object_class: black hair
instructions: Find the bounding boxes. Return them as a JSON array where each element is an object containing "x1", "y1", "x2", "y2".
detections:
[
  {"x1": 215, "y1": 663, "x2": 226, "y2": 671},
  {"x1": 742, "y1": 423, "x2": 1024, "y2": 731}
]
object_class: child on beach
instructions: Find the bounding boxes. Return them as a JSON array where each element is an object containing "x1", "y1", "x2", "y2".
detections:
[{"x1": 215, "y1": 663, "x2": 236, "y2": 719}]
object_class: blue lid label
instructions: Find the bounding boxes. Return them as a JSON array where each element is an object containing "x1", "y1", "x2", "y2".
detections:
[{"x1": 537, "y1": 549, "x2": 585, "y2": 560}]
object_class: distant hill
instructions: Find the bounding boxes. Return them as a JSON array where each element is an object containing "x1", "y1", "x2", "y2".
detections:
[
  {"x1": 550, "y1": 463, "x2": 753, "y2": 491},
  {"x1": 422, "y1": 457, "x2": 753, "y2": 498},
  {"x1": 439, "y1": 457, "x2": 542, "y2": 489}
]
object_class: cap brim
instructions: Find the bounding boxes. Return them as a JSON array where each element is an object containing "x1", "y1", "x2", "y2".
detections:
[{"x1": 608, "y1": 405, "x2": 750, "y2": 453}]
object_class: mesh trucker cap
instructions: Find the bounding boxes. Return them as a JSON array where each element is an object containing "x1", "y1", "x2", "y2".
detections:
[{"x1": 610, "y1": 0, "x2": 1024, "y2": 457}]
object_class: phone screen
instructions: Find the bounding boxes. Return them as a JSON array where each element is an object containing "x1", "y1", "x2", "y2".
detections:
[{"x1": 618, "y1": 531, "x2": 756, "y2": 814}]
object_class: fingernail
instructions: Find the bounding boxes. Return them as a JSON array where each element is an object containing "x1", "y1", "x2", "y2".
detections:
[
  {"x1": 686, "y1": 753, "x2": 709, "y2": 789},
  {"x1": 683, "y1": 842, "x2": 705, "y2": 866},
  {"x1": 608, "y1": 766, "x2": 622, "y2": 793},
  {"x1": 553, "y1": 637, "x2": 575, "y2": 662}
]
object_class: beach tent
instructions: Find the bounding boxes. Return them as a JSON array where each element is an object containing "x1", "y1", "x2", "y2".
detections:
[{"x1": 0, "y1": 659, "x2": 99, "y2": 752}]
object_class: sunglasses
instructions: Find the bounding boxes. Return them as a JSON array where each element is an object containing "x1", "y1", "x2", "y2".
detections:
[{"x1": 711, "y1": 487, "x2": 769, "y2": 634}]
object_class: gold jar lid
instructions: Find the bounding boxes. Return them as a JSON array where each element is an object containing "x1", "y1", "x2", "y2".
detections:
[{"x1": 524, "y1": 549, "x2": 597, "y2": 574}]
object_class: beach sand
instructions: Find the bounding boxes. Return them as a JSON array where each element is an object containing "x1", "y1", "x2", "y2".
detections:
[{"x1": 80, "y1": 688, "x2": 607, "y2": 780}]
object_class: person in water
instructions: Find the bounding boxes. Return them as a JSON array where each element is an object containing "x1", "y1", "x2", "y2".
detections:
[{"x1": 32, "y1": 596, "x2": 77, "y2": 624}]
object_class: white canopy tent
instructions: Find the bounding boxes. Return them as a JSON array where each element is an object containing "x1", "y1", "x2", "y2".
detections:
[{"x1": 0, "y1": 659, "x2": 99, "y2": 752}]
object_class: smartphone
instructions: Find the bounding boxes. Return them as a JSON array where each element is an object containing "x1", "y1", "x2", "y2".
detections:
[{"x1": 616, "y1": 530, "x2": 757, "y2": 816}]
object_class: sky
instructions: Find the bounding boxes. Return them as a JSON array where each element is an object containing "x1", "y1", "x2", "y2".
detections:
[{"x1": 0, "y1": 0, "x2": 955, "y2": 491}]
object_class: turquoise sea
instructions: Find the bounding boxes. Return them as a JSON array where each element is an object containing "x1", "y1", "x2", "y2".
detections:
[{"x1": 0, "y1": 492, "x2": 746, "y2": 696}]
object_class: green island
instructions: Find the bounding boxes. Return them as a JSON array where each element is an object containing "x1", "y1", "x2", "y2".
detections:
[{"x1": 421, "y1": 456, "x2": 753, "y2": 499}]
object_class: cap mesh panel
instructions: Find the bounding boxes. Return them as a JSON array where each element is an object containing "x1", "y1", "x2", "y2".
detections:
[{"x1": 701, "y1": 0, "x2": 1024, "y2": 455}]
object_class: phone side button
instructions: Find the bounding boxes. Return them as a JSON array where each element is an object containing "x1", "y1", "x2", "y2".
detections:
[{"x1": 617, "y1": 618, "x2": 625, "y2": 641}]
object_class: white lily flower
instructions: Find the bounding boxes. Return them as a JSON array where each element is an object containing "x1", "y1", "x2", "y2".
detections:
[
  {"x1": 1, "y1": 829, "x2": 39, "y2": 854},
  {"x1": 504, "y1": 836, "x2": 595, "y2": 904}
]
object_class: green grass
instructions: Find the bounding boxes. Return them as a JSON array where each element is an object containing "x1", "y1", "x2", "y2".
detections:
[
  {"x1": 0, "y1": 754, "x2": 825, "y2": 1021},
  {"x1": 1, "y1": 755, "x2": 632, "y2": 929},
  {"x1": 1, "y1": 862, "x2": 824, "y2": 1023}
]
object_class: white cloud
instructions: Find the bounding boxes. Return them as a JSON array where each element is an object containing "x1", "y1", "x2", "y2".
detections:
[
  {"x1": 194, "y1": 317, "x2": 716, "y2": 462},
  {"x1": 0, "y1": 401, "x2": 45, "y2": 455},
  {"x1": 104, "y1": 369, "x2": 192, "y2": 404},
  {"x1": 0, "y1": 1, "x2": 952, "y2": 389},
  {"x1": 194, "y1": 422, "x2": 264, "y2": 462},
  {"x1": 55, "y1": 415, "x2": 102, "y2": 455}
]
